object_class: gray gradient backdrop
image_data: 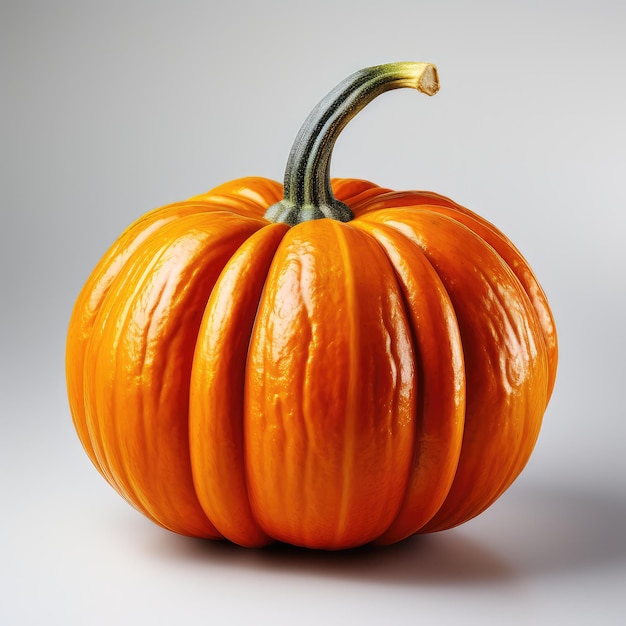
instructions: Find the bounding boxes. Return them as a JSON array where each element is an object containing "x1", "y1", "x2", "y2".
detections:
[{"x1": 2, "y1": 1, "x2": 625, "y2": 624}]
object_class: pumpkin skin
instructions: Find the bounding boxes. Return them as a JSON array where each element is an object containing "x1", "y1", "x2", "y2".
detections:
[{"x1": 66, "y1": 63, "x2": 557, "y2": 550}]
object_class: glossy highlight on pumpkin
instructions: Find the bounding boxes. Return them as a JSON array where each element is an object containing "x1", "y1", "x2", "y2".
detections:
[{"x1": 66, "y1": 62, "x2": 557, "y2": 550}]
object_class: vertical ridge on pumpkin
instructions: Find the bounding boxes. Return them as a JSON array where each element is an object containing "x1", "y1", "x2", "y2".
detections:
[
  {"x1": 244, "y1": 226, "x2": 316, "y2": 544},
  {"x1": 190, "y1": 223, "x2": 288, "y2": 548},
  {"x1": 192, "y1": 176, "x2": 283, "y2": 211},
  {"x1": 422, "y1": 201, "x2": 558, "y2": 402},
  {"x1": 68, "y1": 204, "x2": 199, "y2": 475},
  {"x1": 244, "y1": 219, "x2": 416, "y2": 549},
  {"x1": 354, "y1": 219, "x2": 466, "y2": 543}
]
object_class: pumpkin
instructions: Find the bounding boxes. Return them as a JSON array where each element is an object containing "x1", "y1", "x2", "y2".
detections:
[{"x1": 66, "y1": 62, "x2": 557, "y2": 550}]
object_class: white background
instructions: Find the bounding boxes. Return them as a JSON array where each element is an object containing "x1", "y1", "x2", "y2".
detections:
[{"x1": 2, "y1": 1, "x2": 625, "y2": 624}]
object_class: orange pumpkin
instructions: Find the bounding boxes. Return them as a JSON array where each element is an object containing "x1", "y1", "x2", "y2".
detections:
[{"x1": 66, "y1": 62, "x2": 557, "y2": 550}]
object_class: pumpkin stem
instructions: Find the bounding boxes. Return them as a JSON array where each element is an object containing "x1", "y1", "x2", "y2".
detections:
[{"x1": 264, "y1": 62, "x2": 439, "y2": 226}]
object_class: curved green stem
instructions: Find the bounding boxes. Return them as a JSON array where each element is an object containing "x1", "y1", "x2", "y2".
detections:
[{"x1": 264, "y1": 62, "x2": 439, "y2": 226}]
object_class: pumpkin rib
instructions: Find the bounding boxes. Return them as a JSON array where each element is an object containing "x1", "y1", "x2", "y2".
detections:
[
  {"x1": 81, "y1": 242, "x2": 175, "y2": 510},
  {"x1": 85, "y1": 221, "x2": 197, "y2": 530},
  {"x1": 431, "y1": 203, "x2": 558, "y2": 401},
  {"x1": 68, "y1": 203, "x2": 195, "y2": 473},
  {"x1": 331, "y1": 220, "x2": 360, "y2": 543},
  {"x1": 244, "y1": 224, "x2": 319, "y2": 545},
  {"x1": 82, "y1": 227, "x2": 187, "y2": 519},
  {"x1": 331, "y1": 178, "x2": 391, "y2": 213},
  {"x1": 426, "y1": 232, "x2": 548, "y2": 530},
  {"x1": 330, "y1": 221, "x2": 418, "y2": 548},
  {"x1": 191, "y1": 176, "x2": 283, "y2": 211},
  {"x1": 352, "y1": 220, "x2": 466, "y2": 544},
  {"x1": 244, "y1": 219, "x2": 416, "y2": 549},
  {"x1": 189, "y1": 223, "x2": 289, "y2": 547}
]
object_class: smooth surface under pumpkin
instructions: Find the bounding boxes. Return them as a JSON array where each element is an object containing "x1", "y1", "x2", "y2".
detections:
[{"x1": 66, "y1": 62, "x2": 558, "y2": 550}]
